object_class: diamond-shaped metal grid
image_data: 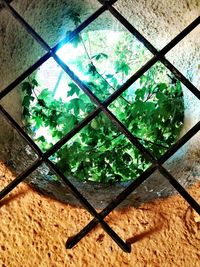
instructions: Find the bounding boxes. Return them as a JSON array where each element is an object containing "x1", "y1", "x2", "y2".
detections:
[{"x1": 0, "y1": 0, "x2": 199, "y2": 253}]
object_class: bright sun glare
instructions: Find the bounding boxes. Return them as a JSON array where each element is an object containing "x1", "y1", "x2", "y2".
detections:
[
  {"x1": 34, "y1": 31, "x2": 122, "y2": 141},
  {"x1": 36, "y1": 30, "x2": 122, "y2": 101}
]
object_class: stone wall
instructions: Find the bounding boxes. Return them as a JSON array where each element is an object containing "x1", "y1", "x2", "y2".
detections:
[{"x1": 0, "y1": 0, "x2": 199, "y2": 208}]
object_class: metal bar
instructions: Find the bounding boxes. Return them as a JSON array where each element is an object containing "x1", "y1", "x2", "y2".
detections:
[
  {"x1": 1, "y1": 0, "x2": 199, "y2": 253},
  {"x1": 46, "y1": 159, "x2": 131, "y2": 253},
  {"x1": 0, "y1": 53, "x2": 51, "y2": 100},
  {"x1": 52, "y1": 5, "x2": 108, "y2": 53},
  {"x1": 107, "y1": 5, "x2": 200, "y2": 100},
  {"x1": 0, "y1": 105, "x2": 42, "y2": 156},
  {"x1": 0, "y1": 159, "x2": 42, "y2": 200},
  {"x1": 158, "y1": 166, "x2": 200, "y2": 214},
  {"x1": 66, "y1": 121, "x2": 200, "y2": 247},
  {"x1": 97, "y1": 0, "x2": 118, "y2": 6},
  {"x1": 52, "y1": 53, "x2": 157, "y2": 164},
  {"x1": 6, "y1": 1, "x2": 198, "y2": 245},
  {"x1": 66, "y1": 163, "x2": 158, "y2": 248},
  {"x1": 0, "y1": 3, "x2": 108, "y2": 99},
  {"x1": 159, "y1": 121, "x2": 200, "y2": 164}
]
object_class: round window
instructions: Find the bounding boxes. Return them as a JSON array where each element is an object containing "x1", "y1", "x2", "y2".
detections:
[{"x1": 21, "y1": 29, "x2": 184, "y2": 185}]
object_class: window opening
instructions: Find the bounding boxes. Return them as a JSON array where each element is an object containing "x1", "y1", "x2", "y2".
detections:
[
  {"x1": 0, "y1": 0, "x2": 199, "y2": 253},
  {"x1": 22, "y1": 27, "x2": 184, "y2": 183}
]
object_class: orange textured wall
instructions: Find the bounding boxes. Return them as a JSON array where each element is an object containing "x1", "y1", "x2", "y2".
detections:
[{"x1": 0, "y1": 161, "x2": 200, "y2": 267}]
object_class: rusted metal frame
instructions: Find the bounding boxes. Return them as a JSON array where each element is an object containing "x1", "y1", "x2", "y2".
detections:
[{"x1": 6, "y1": 0, "x2": 200, "y2": 221}]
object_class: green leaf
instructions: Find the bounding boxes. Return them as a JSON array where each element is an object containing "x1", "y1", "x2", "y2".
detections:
[
  {"x1": 67, "y1": 83, "x2": 80, "y2": 97},
  {"x1": 157, "y1": 83, "x2": 167, "y2": 91},
  {"x1": 21, "y1": 82, "x2": 32, "y2": 95},
  {"x1": 92, "y1": 53, "x2": 108, "y2": 61},
  {"x1": 38, "y1": 89, "x2": 50, "y2": 100},
  {"x1": 115, "y1": 61, "x2": 130, "y2": 75},
  {"x1": 144, "y1": 102, "x2": 156, "y2": 112},
  {"x1": 34, "y1": 117, "x2": 43, "y2": 129},
  {"x1": 23, "y1": 107, "x2": 30, "y2": 118},
  {"x1": 67, "y1": 98, "x2": 83, "y2": 116},
  {"x1": 32, "y1": 79, "x2": 39, "y2": 87},
  {"x1": 22, "y1": 95, "x2": 34, "y2": 107},
  {"x1": 36, "y1": 136, "x2": 46, "y2": 143},
  {"x1": 63, "y1": 115, "x2": 77, "y2": 132},
  {"x1": 105, "y1": 74, "x2": 113, "y2": 79},
  {"x1": 87, "y1": 64, "x2": 97, "y2": 76},
  {"x1": 70, "y1": 12, "x2": 81, "y2": 25},
  {"x1": 135, "y1": 87, "x2": 146, "y2": 100}
]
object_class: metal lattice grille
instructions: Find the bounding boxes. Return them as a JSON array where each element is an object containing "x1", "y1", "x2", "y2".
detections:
[{"x1": 0, "y1": 0, "x2": 200, "y2": 253}]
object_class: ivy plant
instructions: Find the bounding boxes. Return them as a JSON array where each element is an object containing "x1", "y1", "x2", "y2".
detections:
[{"x1": 21, "y1": 15, "x2": 184, "y2": 183}]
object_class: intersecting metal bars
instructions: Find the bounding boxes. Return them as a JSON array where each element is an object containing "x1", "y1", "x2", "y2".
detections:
[
  {"x1": 65, "y1": 120, "x2": 200, "y2": 247},
  {"x1": 107, "y1": 4, "x2": 200, "y2": 100},
  {"x1": 5, "y1": 0, "x2": 199, "y2": 214},
  {"x1": 1, "y1": 0, "x2": 132, "y2": 252},
  {"x1": 0, "y1": 0, "x2": 199, "y2": 253},
  {"x1": 0, "y1": 2, "x2": 108, "y2": 99}
]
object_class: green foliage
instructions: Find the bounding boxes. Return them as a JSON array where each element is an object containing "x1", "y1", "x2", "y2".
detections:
[{"x1": 21, "y1": 28, "x2": 184, "y2": 184}]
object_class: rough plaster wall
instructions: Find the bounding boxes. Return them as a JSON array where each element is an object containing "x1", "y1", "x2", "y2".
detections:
[
  {"x1": 0, "y1": 0, "x2": 199, "y2": 207},
  {"x1": 0, "y1": 162, "x2": 200, "y2": 266}
]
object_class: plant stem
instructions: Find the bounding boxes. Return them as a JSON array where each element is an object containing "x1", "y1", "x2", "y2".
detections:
[
  {"x1": 86, "y1": 131, "x2": 169, "y2": 154},
  {"x1": 32, "y1": 88, "x2": 39, "y2": 101},
  {"x1": 78, "y1": 32, "x2": 132, "y2": 105},
  {"x1": 52, "y1": 70, "x2": 64, "y2": 97}
]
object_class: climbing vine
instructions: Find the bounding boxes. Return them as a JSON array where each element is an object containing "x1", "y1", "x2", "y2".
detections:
[{"x1": 21, "y1": 14, "x2": 184, "y2": 183}]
